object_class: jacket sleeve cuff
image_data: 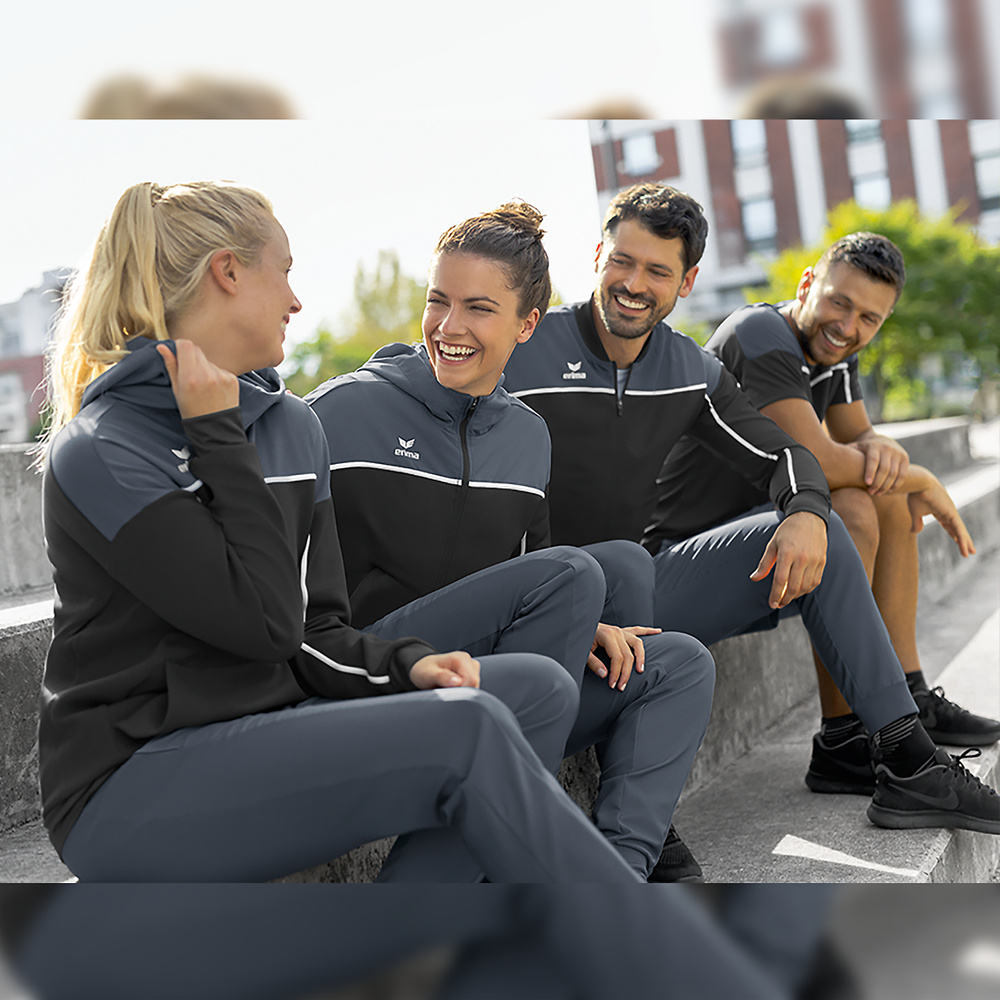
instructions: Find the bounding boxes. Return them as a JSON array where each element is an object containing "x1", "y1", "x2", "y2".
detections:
[
  {"x1": 390, "y1": 640, "x2": 439, "y2": 692},
  {"x1": 784, "y1": 490, "x2": 830, "y2": 527},
  {"x1": 182, "y1": 408, "x2": 246, "y2": 453}
]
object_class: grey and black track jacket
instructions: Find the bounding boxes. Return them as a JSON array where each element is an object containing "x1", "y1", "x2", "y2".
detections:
[
  {"x1": 41, "y1": 338, "x2": 435, "y2": 856},
  {"x1": 652, "y1": 301, "x2": 862, "y2": 537},
  {"x1": 499, "y1": 300, "x2": 831, "y2": 552},
  {"x1": 306, "y1": 343, "x2": 550, "y2": 628}
]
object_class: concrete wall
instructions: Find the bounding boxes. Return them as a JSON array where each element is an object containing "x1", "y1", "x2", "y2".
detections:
[{"x1": 0, "y1": 445, "x2": 48, "y2": 593}]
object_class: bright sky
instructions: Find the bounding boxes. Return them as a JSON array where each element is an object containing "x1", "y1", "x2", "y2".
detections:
[
  {"x1": 0, "y1": 2, "x2": 726, "y2": 121},
  {"x1": 0, "y1": 2, "x2": 729, "y2": 353},
  {"x1": 0, "y1": 120, "x2": 604, "y2": 350}
]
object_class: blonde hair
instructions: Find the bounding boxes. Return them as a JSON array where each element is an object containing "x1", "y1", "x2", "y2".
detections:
[{"x1": 38, "y1": 180, "x2": 275, "y2": 461}]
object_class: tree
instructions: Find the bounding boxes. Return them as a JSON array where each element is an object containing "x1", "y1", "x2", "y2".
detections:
[
  {"x1": 282, "y1": 250, "x2": 427, "y2": 397},
  {"x1": 752, "y1": 200, "x2": 1000, "y2": 420}
]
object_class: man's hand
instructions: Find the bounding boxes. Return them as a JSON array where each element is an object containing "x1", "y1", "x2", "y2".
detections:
[
  {"x1": 749, "y1": 511, "x2": 827, "y2": 609},
  {"x1": 410, "y1": 651, "x2": 481, "y2": 690},
  {"x1": 587, "y1": 624, "x2": 661, "y2": 691},
  {"x1": 852, "y1": 434, "x2": 909, "y2": 496},
  {"x1": 906, "y1": 476, "x2": 976, "y2": 557}
]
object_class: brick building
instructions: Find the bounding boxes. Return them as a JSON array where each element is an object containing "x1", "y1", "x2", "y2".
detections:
[
  {"x1": 589, "y1": 118, "x2": 999, "y2": 329},
  {"x1": 714, "y1": 0, "x2": 997, "y2": 120}
]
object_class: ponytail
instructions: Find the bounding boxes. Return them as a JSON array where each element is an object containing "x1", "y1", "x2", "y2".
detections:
[{"x1": 36, "y1": 180, "x2": 274, "y2": 464}]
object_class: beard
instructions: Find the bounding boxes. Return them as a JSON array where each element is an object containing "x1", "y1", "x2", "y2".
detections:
[{"x1": 596, "y1": 284, "x2": 674, "y2": 341}]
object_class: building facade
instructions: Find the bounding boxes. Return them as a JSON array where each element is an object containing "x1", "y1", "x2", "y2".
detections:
[
  {"x1": 714, "y1": 0, "x2": 997, "y2": 121},
  {"x1": 0, "y1": 271, "x2": 66, "y2": 442},
  {"x1": 589, "y1": 118, "x2": 1000, "y2": 330}
]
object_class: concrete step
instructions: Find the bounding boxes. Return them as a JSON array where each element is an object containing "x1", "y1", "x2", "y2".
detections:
[
  {"x1": 671, "y1": 547, "x2": 1000, "y2": 883},
  {"x1": 1, "y1": 418, "x2": 996, "y2": 883}
]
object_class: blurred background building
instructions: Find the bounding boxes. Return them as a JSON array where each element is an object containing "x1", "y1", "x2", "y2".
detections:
[
  {"x1": 589, "y1": 118, "x2": 1000, "y2": 330},
  {"x1": 0, "y1": 273, "x2": 65, "y2": 443},
  {"x1": 716, "y1": 0, "x2": 997, "y2": 120}
]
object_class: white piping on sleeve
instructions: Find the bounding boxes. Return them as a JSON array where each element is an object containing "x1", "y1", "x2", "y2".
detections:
[
  {"x1": 703, "y1": 393, "x2": 779, "y2": 463},
  {"x1": 300, "y1": 642, "x2": 391, "y2": 685},
  {"x1": 299, "y1": 534, "x2": 311, "y2": 622},
  {"x1": 782, "y1": 448, "x2": 799, "y2": 494}
]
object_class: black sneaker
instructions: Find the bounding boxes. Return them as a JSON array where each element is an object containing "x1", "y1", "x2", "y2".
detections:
[
  {"x1": 913, "y1": 685, "x2": 1000, "y2": 747},
  {"x1": 867, "y1": 747, "x2": 1000, "y2": 834},
  {"x1": 648, "y1": 825, "x2": 705, "y2": 882},
  {"x1": 805, "y1": 731, "x2": 875, "y2": 795}
]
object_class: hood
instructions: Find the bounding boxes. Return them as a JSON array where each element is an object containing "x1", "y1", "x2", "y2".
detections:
[
  {"x1": 80, "y1": 337, "x2": 287, "y2": 428},
  {"x1": 360, "y1": 342, "x2": 511, "y2": 435}
]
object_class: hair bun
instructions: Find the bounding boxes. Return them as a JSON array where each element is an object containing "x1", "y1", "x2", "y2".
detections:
[{"x1": 494, "y1": 200, "x2": 545, "y2": 241}]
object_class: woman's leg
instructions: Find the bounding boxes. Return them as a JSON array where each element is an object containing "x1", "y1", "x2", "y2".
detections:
[{"x1": 60, "y1": 670, "x2": 640, "y2": 884}]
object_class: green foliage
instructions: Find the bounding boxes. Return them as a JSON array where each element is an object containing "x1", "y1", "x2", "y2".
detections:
[
  {"x1": 752, "y1": 200, "x2": 1000, "y2": 420},
  {"x1": 282, "y1": 250, "x2": 428, "y2": 397}
]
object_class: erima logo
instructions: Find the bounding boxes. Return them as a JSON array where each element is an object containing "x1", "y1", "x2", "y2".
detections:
[
  {"x1": 563, "y1": 360, "x2": 587, "y2": 380},
  {"x1": 395, "y1": 436, "x2": 420, "y2": 459},
  {"x1": 171, "y1": 446, "x2": 191, "y2": 474}
]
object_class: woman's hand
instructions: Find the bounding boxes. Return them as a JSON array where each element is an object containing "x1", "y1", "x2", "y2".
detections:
[
  {"x1": 410, "y1": 651, "x2": 481, "y2": 689},
  {"x1": 157, "y1": 340, "x2": 239, "y2": 419}
]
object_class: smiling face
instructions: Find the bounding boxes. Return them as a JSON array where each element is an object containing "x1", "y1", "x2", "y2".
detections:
[
  {"x1": 790, "y1": 260, "x2": 896, "y2": 367},
  {"x1": 231, "y1": 220, "x2": 301, "y2": 371},
  {"x1": 422, "y1": 252, "x2": 539, "y2": 398},
  {"x1": 593, "y1": 219, "x2": 698, "y2": 359}
]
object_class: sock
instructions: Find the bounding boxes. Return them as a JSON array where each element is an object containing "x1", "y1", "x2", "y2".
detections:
[
  {"x1": 820, "y1": 713, "x2": 865, "y2": 744},
  {"x1": 871, "y1": 714, "x2": 938, "y2": 776},
  {"x1": 905, "y1": 670, "x2": 930, "y2": 696}
]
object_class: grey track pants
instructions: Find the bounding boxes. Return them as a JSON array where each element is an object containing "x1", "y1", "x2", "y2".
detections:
[
  {"x1": 372, "y1": 543, "x2": 716, "y2": 879},
  {"x1": 10, "y1": 885, "x2": 790, "y2": 1000},
  {"x1": 652, "y1": 506, "x2": 917, "y2": 734}
]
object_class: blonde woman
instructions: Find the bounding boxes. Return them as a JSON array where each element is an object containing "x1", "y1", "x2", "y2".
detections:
[{"x1": 37, "y1": 179, "x2": 644, "y2": 883}]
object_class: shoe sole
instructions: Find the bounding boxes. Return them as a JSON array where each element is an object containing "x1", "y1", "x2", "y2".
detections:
[
  {"x1": 805, "y1": 773, "x2": 875, "y2": 796},
  {"x1": 867, "y1": 802, "x2": 1000, "y2": 835},
  {"x1": 923, "y1": 728, "x2": 1000, "y2": 747},
  {"x1": 648, "y1": 873, "x2": 706, "y2": 883}
]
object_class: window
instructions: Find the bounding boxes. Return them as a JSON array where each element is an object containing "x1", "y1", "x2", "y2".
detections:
[
  {"x1": 759, "y1": 7, "x2": 808, "y2": 67},
  {"x1": 731, "y1": 119, "x2": 768, "y2": 169},
  {"x1": 742, "y1": 197, "x2": 778, "y2": 254},
  {"x1": 853, "y1": 175, "x2": 892, "y2": 210},
  {"x1": 845, "y1": 120, "x2": 882, "y2": 145},
  {"x1": 621, "y1": 132, "x2": 661, "y2": 178}
]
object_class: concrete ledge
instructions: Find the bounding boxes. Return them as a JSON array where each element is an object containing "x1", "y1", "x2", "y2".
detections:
[
  {"x1": 0, "y1": 446, "x2": 48, "y2": 594},
  {"x1": 873, "y1": 417, "x2": 973, "y2": 476},
  {"x1": 2, "y1": 419, "x2": 996, "y2": 883}
]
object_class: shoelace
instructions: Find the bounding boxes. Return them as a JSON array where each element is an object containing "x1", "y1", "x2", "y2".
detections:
[
  {"x1": 946, "y1": 748, "x2": 998, "y2": 796},
  {"x1": 921, "y1": 686, "x2": 968, "y2": 714}
]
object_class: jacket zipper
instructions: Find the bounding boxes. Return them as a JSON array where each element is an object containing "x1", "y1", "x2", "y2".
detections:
[
  {"x1": 436, "y1": 396, "x2": 479, "y2": 588},
  {"x1": 616, "y1": 365, "x2": 633, "y2": 416}
]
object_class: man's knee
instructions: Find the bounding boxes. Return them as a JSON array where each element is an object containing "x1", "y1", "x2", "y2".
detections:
[{"x1": 830, "y1": 487, "x2": 879, "y2": 562}]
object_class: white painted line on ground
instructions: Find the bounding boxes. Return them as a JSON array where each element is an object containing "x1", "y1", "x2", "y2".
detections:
[
  {"x1": 772, "y1": 834, "x2": 921, "y2": 878},
  {"x1": 956, "y1": 940, "x2": 1000, "y2": 979}
]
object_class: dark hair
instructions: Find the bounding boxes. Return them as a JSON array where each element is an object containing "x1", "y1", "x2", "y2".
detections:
[
  {"x1": 816, "y1": 232, "x2": 906, "y2": 302},
  {"x1": 602, "y1": 183, "x2": 708, "y2": 273},
  {"x1": 434, "y1": 201, "x2": 552, "y2": 321}
]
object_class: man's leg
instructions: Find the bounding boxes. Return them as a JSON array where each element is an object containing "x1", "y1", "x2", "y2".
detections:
[
  {"x1": 652, "y1": 507, "x2": 915, "y2": 733},
  {"x1": 811, "y1": 489, "x2": 999, "y2": 794},
  {"x1": 60, "y1": 674, "x2": 641, "y2": 884},
  {"x1": 583, "y1": 540, "x2": 708, "y2": 882},
  {"x1": 564, "y1": 631, "x2": 715, "y2": 878},
  {"x1": 652, "y1": 508, "x2": 1000, "y2": 834}
]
